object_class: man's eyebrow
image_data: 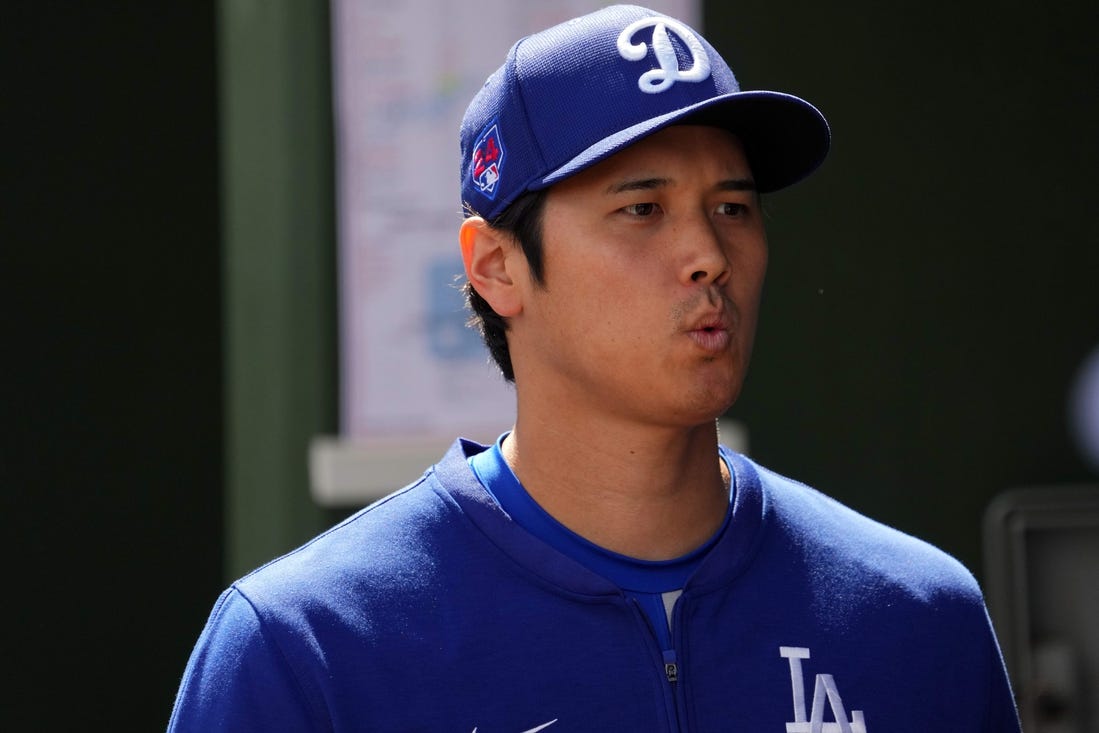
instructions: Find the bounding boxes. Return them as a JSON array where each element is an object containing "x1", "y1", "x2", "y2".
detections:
[
  {"x1": 716, "y1": 178, "x2": 758, "y2": 192},
  {"x1": 605, "y1": 177, "x2": 670, "y2": 194},
  {"x1": 604, "y1": 177, "x2": 758, "y2": 194}
]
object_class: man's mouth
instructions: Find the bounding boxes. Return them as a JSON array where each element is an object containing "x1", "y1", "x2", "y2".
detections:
[{"x1": 688, "y1": 322, "x2": 731, "y2": 352}]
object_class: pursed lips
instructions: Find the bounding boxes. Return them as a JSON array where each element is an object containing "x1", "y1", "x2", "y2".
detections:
[
  {"x1": 686, "y1": 312, "x2": 734, "y2": 353},
  {"x1": 676, "y1": 288, "x2": 740, "y2": 354}
]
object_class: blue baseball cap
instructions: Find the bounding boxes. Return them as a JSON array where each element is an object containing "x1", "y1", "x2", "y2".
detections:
[{"x1": 460, "y1": 4, "x2": 830, "y2": 221}]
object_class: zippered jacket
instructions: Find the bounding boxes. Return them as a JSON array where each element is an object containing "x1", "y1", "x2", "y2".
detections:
[{"x1": 168, "y1": 439, "x2": 1021, "y2": 732}]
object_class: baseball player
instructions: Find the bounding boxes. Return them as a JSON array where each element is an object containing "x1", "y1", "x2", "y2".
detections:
[{"x1": 169, "y1": 5, "x2": 1021, "y2": 731}]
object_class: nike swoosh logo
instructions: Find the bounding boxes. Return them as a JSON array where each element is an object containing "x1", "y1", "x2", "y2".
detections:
[
  {"x1": 471, "y1": 720, "x2": 558, "y2": 733},
  {"x1": 522, "y1": 722, "x2": 558, "y2": 733}
]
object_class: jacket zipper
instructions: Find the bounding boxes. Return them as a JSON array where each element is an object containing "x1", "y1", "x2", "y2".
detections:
[
  {"x1": 663, "y1": 649, "x2": 679, "y2": 683},
  {"x1": 667, "y1": 597, "x2": 688, "y2": 732},
  {"x1": 631, "y1": 597, "x2": 684, "y2": 732}
]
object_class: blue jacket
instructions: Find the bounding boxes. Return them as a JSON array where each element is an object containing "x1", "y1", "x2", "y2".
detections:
[{"x1": 169, "y1": 439, "x2": 1020, "y2": 731}]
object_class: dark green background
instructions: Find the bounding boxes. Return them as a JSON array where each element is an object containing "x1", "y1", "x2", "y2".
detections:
[
  {"x1": 711, "y1": 0, "x2": 1099, "y2": 569},
  {"x1": 3, "y1": 1, "x2": 1096, "y2": 728}
]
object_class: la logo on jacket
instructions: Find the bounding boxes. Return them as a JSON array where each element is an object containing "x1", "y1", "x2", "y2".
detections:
[{"x1": 780, "y1": 647, "x2": 867, "y2": 733}]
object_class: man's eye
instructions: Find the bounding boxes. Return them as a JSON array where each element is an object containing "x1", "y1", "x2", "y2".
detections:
[
  {"x1": 623, "y1": 203, "x2": 658, "y2": 217},
  {"x1": 716, "y1": 202, "x2": 747, "y2": 216}
]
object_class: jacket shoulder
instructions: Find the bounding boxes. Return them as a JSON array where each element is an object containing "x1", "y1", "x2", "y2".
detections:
[{"x1": 749, "y1": 459, "x2": 983, "y2": 604}]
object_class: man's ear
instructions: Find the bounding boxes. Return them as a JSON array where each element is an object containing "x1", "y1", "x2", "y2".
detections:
[{"x1": 460, "y1": 217, "x2": 525, "y2": 318}]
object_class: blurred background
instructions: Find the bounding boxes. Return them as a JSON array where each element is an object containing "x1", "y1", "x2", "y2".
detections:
[{"x1": 2, "y1": 0, "x2": 1096, "y2": 729}]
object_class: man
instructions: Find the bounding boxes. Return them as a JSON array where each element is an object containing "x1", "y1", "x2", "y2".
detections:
[{"x1": 170, "y1": 5, "x2": 1020, "y2": 731}]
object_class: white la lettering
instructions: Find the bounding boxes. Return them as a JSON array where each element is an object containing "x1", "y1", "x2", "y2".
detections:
[
  {"x1": 779, "y1": 647, "x2": 867, "y2": 733},
  {"x1": 616, "y1": 17, "x2": 711, "y2": 94}
]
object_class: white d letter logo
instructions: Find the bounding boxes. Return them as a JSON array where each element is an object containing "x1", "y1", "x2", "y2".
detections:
[{"x1": 616, "y1": 17, "x2": 711, "y2": 94}]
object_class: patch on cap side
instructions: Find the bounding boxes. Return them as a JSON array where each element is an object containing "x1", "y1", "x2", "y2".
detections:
[{"x1": 470, "y1": 120, "x2": 506, "y2": 200}]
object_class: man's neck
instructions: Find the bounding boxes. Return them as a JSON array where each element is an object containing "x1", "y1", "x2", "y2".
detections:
[{"x1": 500, "y1": 416, "x2": 730, "y2": 561}]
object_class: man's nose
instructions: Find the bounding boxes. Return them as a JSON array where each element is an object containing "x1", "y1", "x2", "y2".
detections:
[{"x1": 678, "y1": 215, "x2": 731, "y2": 288}]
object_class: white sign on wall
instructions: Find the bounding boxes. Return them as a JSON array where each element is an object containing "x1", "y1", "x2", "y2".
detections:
[{"x1": 315, "y1": 0, "x2": 700, "y2": 504}]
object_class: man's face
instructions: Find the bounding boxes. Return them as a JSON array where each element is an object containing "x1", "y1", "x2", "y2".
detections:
[{"x1": 507, "y1": 125, "x2": 768, "y2": 429}]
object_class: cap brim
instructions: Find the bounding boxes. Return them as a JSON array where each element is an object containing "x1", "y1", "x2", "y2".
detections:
[{"x1": 540, "y1": 90, "x2": 829, "y2": 194}]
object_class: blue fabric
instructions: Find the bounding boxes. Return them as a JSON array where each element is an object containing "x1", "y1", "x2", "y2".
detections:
[
  {"x1": 468, "y1": 436, "x2": 730, "y2": 650},
  {"x1": 169, "y1": 439, "x2": 1021, "y2": 732}
]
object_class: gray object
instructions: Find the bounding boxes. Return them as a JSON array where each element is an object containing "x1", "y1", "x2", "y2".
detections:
[{"x1": 984, "y1": 485, "x2": 1099, "y2": 732}]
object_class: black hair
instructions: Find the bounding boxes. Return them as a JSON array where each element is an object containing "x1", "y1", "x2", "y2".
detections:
[{"x1": 463, "y1": 189, "x2": 548, "y2": 382}]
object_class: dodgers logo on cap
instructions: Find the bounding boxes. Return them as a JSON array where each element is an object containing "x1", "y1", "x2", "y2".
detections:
[
  {"x1": 617, "y1": 17, "x2": 711, "y2": 94},
  {"x1": 470, "y1": 121, "x2": 505, "y2": 200}
]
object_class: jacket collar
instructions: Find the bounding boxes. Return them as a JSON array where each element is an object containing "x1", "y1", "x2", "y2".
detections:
[{"x1": 430, "y1": 438, "x2": 767, "y2": 598}]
